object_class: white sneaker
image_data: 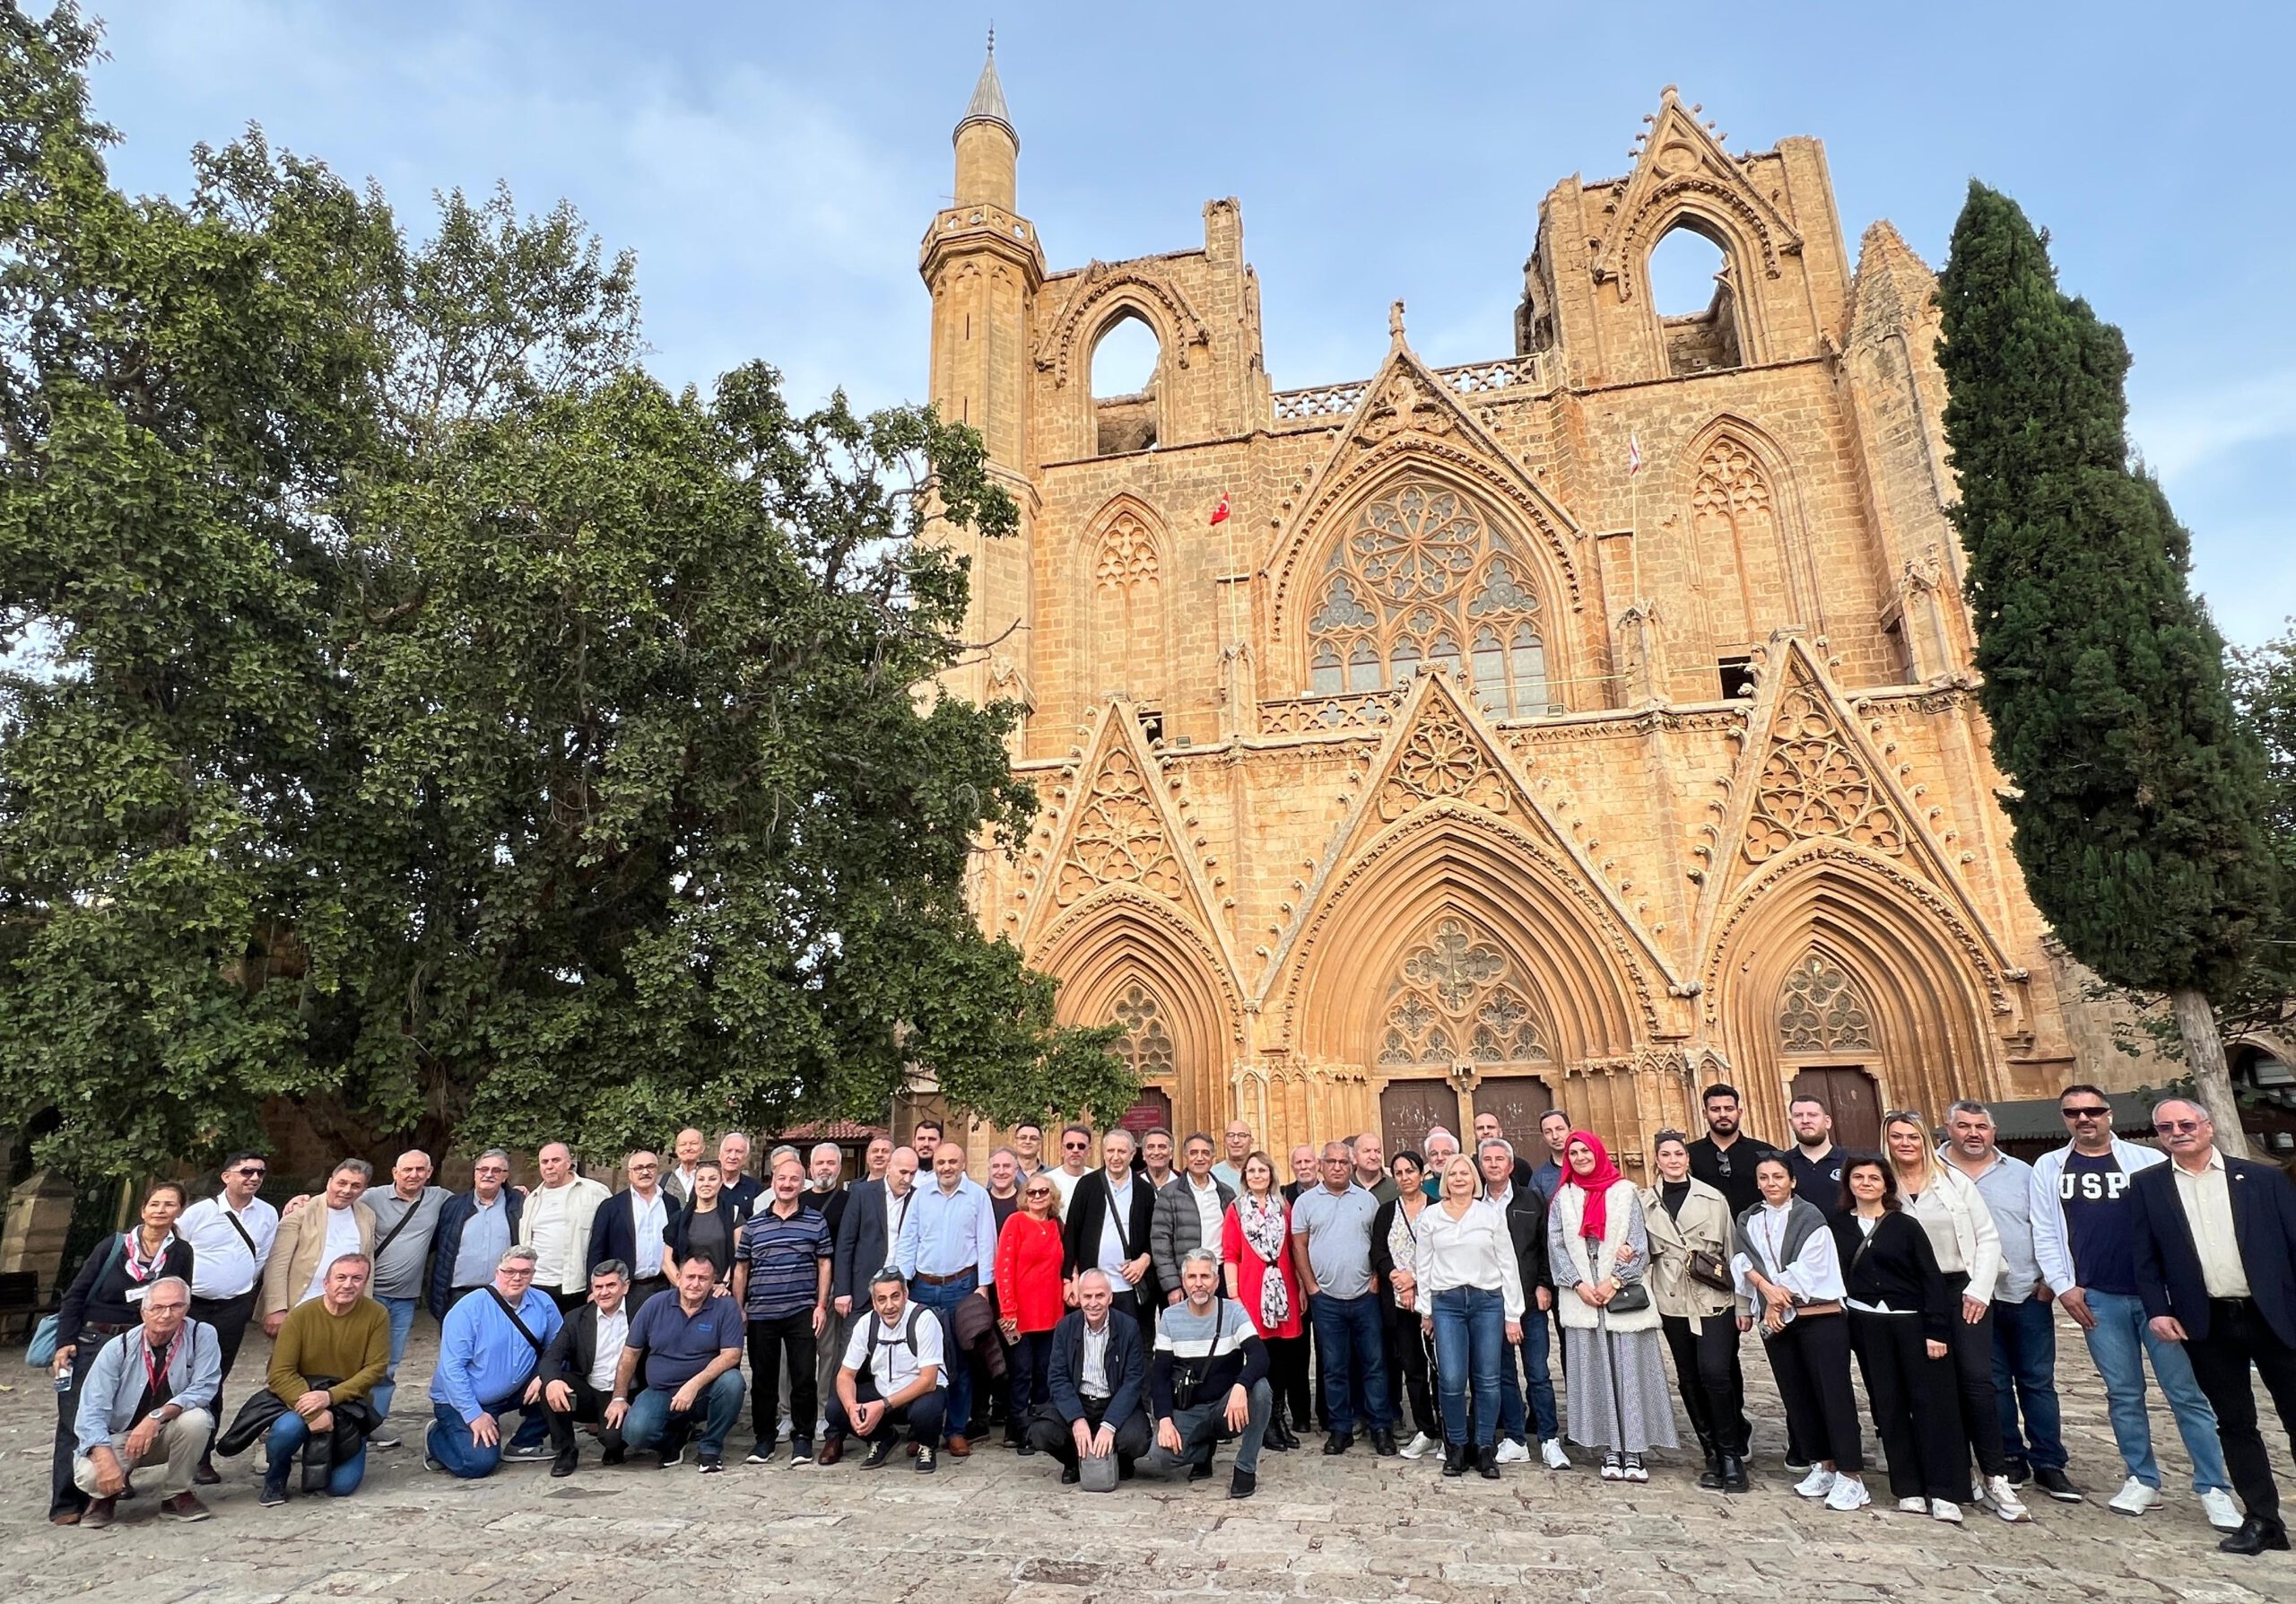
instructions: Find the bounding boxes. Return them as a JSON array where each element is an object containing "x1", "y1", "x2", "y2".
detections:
[
  {"x1": 1540, "y1": 1437, "x2": 1570, "y2": 1470},
  {"x1": 2199, "y1": 1487, "x2": 2242, "y2": 1530},
  {"x1": 1399, "y1": 1432, "x2": 1436, "y2": 1460},
  {"x1": 2108, "y1": 1477, "x2": 2161, "y2": 1516},
  {"x1": 1930, "y1": 1499, "x2": 1963, "y2": 1524},
  {"x1": 1825, "y1": 1476, "x2": 1870, "y2": 1512},
  {"x1": 1796, "y1": 1466, "x2": 1838, "y2": 1499},
  {"x1": 1897, "y1": 1495, "x2": 1929, "y2": 1513},
  {"x1": 1985, "y1": 1475, "x2": 2031, "y2": 1522},
  {"x1": 1495, "y1": 1438, "x2": 1532, "y2": 1465}
]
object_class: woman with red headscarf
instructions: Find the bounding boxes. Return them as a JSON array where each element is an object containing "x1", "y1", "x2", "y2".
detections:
[{"x1": 1545, "y1": 1130, "x2": 1678, "y2": 1479}]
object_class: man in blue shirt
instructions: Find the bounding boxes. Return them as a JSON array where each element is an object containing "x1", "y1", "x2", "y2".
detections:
[
  {"x1": 424, "y1": 1246, "x2": 563, "y2": 1478},
  {"x1": 607, "y1": 1257, "x2": 746, "y2": 1471},
  {"x1": 896, "y1": 1141, "x2": 997, "y2": 1455}
]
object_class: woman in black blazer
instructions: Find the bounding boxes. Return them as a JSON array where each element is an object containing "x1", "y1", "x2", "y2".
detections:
[{"x1": 1832, "y1": 1156, "x2": 1967, "y2": 1522}]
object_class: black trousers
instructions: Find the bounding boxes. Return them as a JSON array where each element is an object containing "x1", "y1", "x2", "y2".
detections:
[
  {"x1": 1940, "y1": 1271, "x2": 2004, "y2": 1478},
  {"x1": 745, "y1": 1312, "x2": 817, "y2": 1444},
  {"x1": 544, "y1": 1375, "x2": 625, "y2": 1459},
  {"x1": 1761, "y1": 1312, "x2": 1861, "y2": 1473},
  {"x1": 626, "y1": 1276, "x2": 669, "y2": 1314},
  {"x1": 189, "y1": 1286, "x2": 258, "y2": 1463},
  {"x1": 828, "y1": 1372, "x2": 945, "y2": 1445},
  {"x1": 1849, "y1": 1310, "x2": 1965, "y2": 1501},
  {"x1": 2184, "y1": 1297, "x2": 2296, "y2": 1530},
  {"x1": 1266, "y1": 1334, "x2": 1311, "y2": 1429},
  {"x1": 1385, "y1": 1301, "x2": 1437, "y2": 1438},
  {"x1": 1023, "y1": 1397, "x2": 1151, "y2": 1468},
  {"x1": 1661, "y1": 1311, "x2": 1749, "y2": 1457}
]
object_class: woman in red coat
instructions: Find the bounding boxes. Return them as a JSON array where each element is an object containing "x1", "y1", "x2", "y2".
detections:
[
  {"x1": 1222, "y1": 1149, "x2": 1307, "y2": 1450},
  {"x1": 995, "y1": 1174, "x2": 1068, "y2": 1453}
]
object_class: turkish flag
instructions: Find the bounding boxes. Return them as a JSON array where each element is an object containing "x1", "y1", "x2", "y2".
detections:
[{"x1": 1210, "y1": 494, "x2": 1231, "y2": 526}]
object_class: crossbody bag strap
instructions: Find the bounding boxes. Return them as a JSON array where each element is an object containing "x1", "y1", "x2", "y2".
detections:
[
  {"x1": 485, "y1": 1288, "x2": 547, "y2": 1356},
  {"x1": 372, "y1": 1199, "x2": 425, "y2": 1262}
]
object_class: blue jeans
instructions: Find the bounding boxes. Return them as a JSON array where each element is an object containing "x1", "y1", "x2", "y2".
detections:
[
  {"x1": 1991, "y1": 1295, "x2": 2066, "y2": 1472},
  {"x1": 622, "y1": 1370, "x2": 745, "y2": 1462},
  {"x1": 424, "y1": 1396, "x2": 548, "y2": 1478},
  {"x1": 908, "y1": 1272, "x2": 979, "y2": 1444},
  {"x1": 1309, "y1": 1291, "x2": 1392, "y2": 1434},
  {"x1": 1499, "y1": 1296, "x2": 1560, "y2": 1443},
  {"x1": 2081, "y1": 1288, "x2": 2228, "y2": 1492},
  {"x1": 370, "y1": 1295, "x2": 418, "y2": 1425},
  {"x1": 1431, "y1": 1286, "x2": 1505, "y2": 1447},
  {"x1": 264, "y1": 1411, "x2": 367, "y2": 1496}
]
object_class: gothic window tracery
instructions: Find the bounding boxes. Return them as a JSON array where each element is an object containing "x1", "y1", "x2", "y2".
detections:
[
  {"x1": 1376, "y1": 914, "x2": 1549, "y2": 1067},
  {"x1": 1690, "y1": 436, "x2": 1779, "y2": 641},
  {"x1": 1306, "y1": 483, "x2": 1552, "y2": 717},
  {"x1": 1777, "y1": 954, "x2": 1875, "y2": 1054},
  {"x1": 1111, "y1": 981, "x2": 1175, "y2": 1080}
]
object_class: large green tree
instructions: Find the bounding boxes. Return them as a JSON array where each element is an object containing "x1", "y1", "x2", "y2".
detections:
[
  {"x1": 0, "y1": 3, "x2": 1129, "y2": 1174},
  {"x1": 1936, "y1": 181, "x2": 2279, "y2": 1151}
]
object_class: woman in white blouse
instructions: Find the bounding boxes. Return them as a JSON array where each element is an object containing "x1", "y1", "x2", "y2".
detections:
[
  {"x1": 1413, "y1": 1154, "x2": 1525, "y2": 1480},
  {"x1": 1734, "y1": 1154, "x2": 1867, "y2": 1511},
  {"x1": 1883, "y1": 1111, "x2": 2027, "y2": 1521}
]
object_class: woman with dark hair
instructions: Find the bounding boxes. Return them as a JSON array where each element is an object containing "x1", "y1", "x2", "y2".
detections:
[
  {"x1": 1370, "y1": 1150, "x2": 1439, "y2": 1459},
  {"x1": 48, "y1": 1180, "x2": 197, "y2": 1524},
  {"x1": 1835, "y1": 1155, "x2": 1969, "y2": 1522},
  {"x1": 1222, "y1": 1150, "x2": 1306, "y2": 1450},
  {"x1": 1640, "y1": 1129, "x2": 1748, "y2": 1490},
  {"x1": 662, "y1": 1161, "x2": 744, "y2": 1287},
  {"x1": 1734, "y1": 1155, "x2": 1867, "y2": 1511}
]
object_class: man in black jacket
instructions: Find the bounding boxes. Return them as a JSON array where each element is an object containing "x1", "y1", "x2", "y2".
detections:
[
  {"x1": 831, "y1": 1147, "x2": 919, "y2": 1326},
  {"x1": 2130, "y1": 1099, "x2": 2296, "y2": 1556},
  {"x1": 1479, "y1": 1138, "x2": 1566, "y2": 1469},
  {"x1": 426, "y1": 1155, "x2": 525, "y2": 1319},
  {"x1": 587, "y1": 1153, "x2": 673, "y2": 1312},
  {"x1": 1064, "y1": 1131, "x2": 1159, "y2": 1329},
  {"x1": 1025, "y1": 1270, "x2": 1152, "y2": 1482},
  {"x1": 541, "y1": 1260, "x2": 633, "y2": 1478}
]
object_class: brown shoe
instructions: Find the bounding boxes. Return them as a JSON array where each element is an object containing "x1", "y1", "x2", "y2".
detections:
[
  {"x1": 192, "y1": 1462, "x2": 222, "y2": 1486},
  {"x1": 161, "y1": 1492, "x2": 213, "y2": 1522},
  {"x1": 816, "y1": 1435, "x2": 844, "y2": 1467},
  {"x1": 48, "y1": 1511, "x2": 79, "y2": 1527},
  {"x1": 946, "y1": 1435, "x2": 972, "y2": 1458},
  {"x1": 905, "y1": 1441, "x2": 920, "y2": 1458},
  {"x1": 82, "y1": 1497, "x2": 116, "y2": 1530}
]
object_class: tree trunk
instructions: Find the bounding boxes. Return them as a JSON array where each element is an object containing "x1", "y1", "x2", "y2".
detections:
[{"x1": 2170, "y1": 986, "x2": 2252, "y2": 1159}]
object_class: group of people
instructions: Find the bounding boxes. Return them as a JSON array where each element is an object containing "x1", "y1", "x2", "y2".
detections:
[{"x1": 39, "y1": 1085, "x2": 2296, "y2": 1555}]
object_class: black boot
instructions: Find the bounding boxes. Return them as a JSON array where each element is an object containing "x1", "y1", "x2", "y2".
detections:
[
  {"x1": 1721, "y1": 1452, "x2": 1749, "y2": 1493},
  {"x1": 1441, "y1": 1442, "x2": 1468, "y2": 1478},
  {"x1": 1696, "y1": 1434, "x2": 1725, "y2": 1491},
  {"x1": 1476, "y1": 1443, "x2": 1500, "y2": 1480}
]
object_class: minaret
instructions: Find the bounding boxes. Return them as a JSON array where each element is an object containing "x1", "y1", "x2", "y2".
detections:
[{"x1": 920, "y1": 33, "x2": 1044, "y2": 707}]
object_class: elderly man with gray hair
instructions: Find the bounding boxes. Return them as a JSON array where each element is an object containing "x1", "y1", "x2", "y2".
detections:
[
  {"x1": 71, "y1": 1275, "x2": 220, "y2": 1527},
  {"x1": 424, "y1": 1245, "x2": 564, "y2": 1478},
  {"x1": 1292, "y1": 1139, "x2": 1396, "y2": 1456}
]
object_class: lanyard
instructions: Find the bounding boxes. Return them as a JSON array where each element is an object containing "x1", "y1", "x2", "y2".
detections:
[{"x1": 142, "y1": 1330, "x2": 180, "y2": 1396}]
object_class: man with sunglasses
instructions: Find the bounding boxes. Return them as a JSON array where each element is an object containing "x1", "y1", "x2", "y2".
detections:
[
  {"x1": 1048, "y1": 1124, "x2": 1096, "y2": 1211},
  {"x1": 178, "y1": 1150, "x2": 280, "y2": 1485},
  {"x1": 2030, "y1": 1085, "x2": 2238, "y2": 1529},
  {"x1": 2130, "y1": 1099, "x2": 2296, "y2": 1555}
]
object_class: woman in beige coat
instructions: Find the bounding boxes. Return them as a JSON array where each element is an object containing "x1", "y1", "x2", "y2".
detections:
[{"x1": 1640, "y1": 1129, "x2": 1749, "y2": 1491}]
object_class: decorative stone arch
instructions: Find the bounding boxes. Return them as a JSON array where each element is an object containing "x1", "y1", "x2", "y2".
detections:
[
  {"x1": 1702, "y1": 840, "x2": 2011, "y2": 1144},
  {"x1": 1266, "y1": 448, "x2": 1592, "y2": 709},
  {"x1": 1673, "y1": 414, "x2": 1822, "y2": 640},
  {"x1": 1031, "y1": 885, "x2": 1244, "y2": 1139},
  {"x1": 1073, "y1": 493, "x2": 1174, "y2": 708},
  {"x1": 1036, "y1": 268, "x2": 1213, "y2": 390}
]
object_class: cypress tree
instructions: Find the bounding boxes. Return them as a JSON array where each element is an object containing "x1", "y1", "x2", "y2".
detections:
[{"x1": 1935, "y1": 182, "x2": 2278, "y2": 1152}]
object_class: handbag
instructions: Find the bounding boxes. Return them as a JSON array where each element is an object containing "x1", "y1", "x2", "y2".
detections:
[
  {"x1": 1605, "y1": 1279, "x2": 1651, "y2": 1315},
  {"x1": 24, "y1": 1234, "x2": 126, "y2": 1368},
  {"x1": 1167, "y1": 1297, "x2": 1227, "y2": 1411},
  {"x1": 1686, "y1": 1249, "x2": 1735, "y2": 1296}
]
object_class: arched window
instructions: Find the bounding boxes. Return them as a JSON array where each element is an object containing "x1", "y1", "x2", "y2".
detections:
[
  {"x1": 1376, "y1": 914, "x2": 1550, "y2": 1067},
  {"x1": 1091, "y1": 313, "x2": 1161, "y2": 456},
  {"x1": 1777, "y1": 953, "x2": 1875, "y2": 1054},
  {"x1": 1648, "y1": 222, "x2": 1742, "y2": 376},
  {"x1": 1304, "y1": 481, "x2": 1552, "y2": 716},
  {"x1": 1111, "y1": 981, "x2": 1175, "y2": 1080}
]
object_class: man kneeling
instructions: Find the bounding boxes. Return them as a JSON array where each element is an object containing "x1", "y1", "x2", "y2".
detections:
[
  {"x1": 542, "y1": 1260, "x2": 633, "y2": 1477},
  {"x1": 72, "y1": 1277, "x2": 220, "y2": 1527},
  {"x1": 1025, "y1": 1269, "x2": 1151, "y2": 1485},
  {"x1": 605, "y1": 1257, "x2": 744, "y2": 1472},
  {"x1": 823, "y1": 1268, "x2": 947, "y2": 1473},
  {"x1": 260, "y1": 1253, "x2": 389, "y2": 1503},
  {"x1": 426, "y1": 1247, "x2": 563, "y2": 1477},
  {"x1": 1147, "y1": 1250, "x2": 1271, "y2": 1500}
]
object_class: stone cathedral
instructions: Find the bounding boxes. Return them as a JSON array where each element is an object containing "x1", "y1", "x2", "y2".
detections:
[{"x1": 922, "y1": 49, "x2": 2092, "y2": 1172}]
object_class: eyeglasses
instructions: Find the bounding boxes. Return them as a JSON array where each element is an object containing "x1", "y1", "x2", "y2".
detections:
[
  {"x1": 2153, "y1": 1119, "x2": 2204, "y2": 1135},
  {"x1": 2060, "y1": 1106, "x2": 2111, "y2": 1120},
  {"x1": 500, "y1": 1267, "x2": 535, "y2": 1277}
]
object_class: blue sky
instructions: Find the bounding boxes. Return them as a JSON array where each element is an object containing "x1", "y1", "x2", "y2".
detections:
[{"x1": 91, "y1": 0, "x2": 2293, "y2": 645}]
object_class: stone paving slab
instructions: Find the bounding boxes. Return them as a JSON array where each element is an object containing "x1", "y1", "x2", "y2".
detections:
[{"x1": 1, "y1": 1316, "x2": 2289, "y2": 1600}]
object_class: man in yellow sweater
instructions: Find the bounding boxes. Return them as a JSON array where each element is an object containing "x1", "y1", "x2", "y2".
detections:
[{"x1": 262, "y1": 1253, "x2": 390, "y2": 1504}]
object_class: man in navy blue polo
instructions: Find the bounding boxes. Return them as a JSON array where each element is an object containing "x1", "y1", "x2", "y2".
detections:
[{"x1": 606, "y1": 1258, "x2": 745, "y2": 1471}]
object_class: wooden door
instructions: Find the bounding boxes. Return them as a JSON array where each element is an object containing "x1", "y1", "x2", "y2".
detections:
[
  {"x1": 1472, "y1": 1074, "x2": 1558, "y2": 1149},
  {"x1": 1790, "y1": 1067, "x2": 1881, "y2": 1153},
  {"x1": 1118, "y1": 1087, "x2": 1173, "y2": 1137},
  {"x1": 1380, "y1": 1079, "x2": 1462, "y2": 1162}
]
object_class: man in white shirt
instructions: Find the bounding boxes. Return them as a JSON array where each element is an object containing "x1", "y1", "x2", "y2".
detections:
[
  {"x1": 663, "y1": 1129, "x2": 708, "y2": 1206},
  {"x1": 541, "y1": 1260, "x2": 633, "y2": 1477},
  {"x1": 1152, "y1": 1133, "x2": 1234, "y2": 1303},
  {"x1": 1047, "y1": 1124, "x2": 1095, "y2": 1209},
  {"x1": 1140, "y1": 1128, "x2": 1177, "y2": 1192},
  {"x1": 822, "y1": 1268, "x2": 947, "y2": 1472},
  {"x1": 259, "y1": 1160, "x2": 375, "y2": 1338},
  {"x1": 517, "y1": 1142, "x2": 612, "y2": 1312},
  {"x1": 178, "y1": 1149, "x2": 280, "y2": 1484}
]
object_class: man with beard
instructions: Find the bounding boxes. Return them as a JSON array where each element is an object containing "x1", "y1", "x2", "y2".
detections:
[{"x1": 1687, "y1": 1085, "x2": 1777, "y2": 1218}]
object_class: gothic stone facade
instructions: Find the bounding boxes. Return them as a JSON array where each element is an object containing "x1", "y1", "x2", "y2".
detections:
[{"x1": 924, "y1": 66, "x2": 2083, "y2": 1171}]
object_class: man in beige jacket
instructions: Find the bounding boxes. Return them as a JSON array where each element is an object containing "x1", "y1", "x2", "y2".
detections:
[
  {"x1": 261, "y1": 1160, "x2": 378, "y2": 1336},
  {"x1": 517, "y1": 1142, "x2": 612, "y2": 1311}
]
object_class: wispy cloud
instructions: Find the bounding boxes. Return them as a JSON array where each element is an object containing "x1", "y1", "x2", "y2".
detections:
[{"x1": 2130, "y1": 370, "x2": 2296, "y2": 482}]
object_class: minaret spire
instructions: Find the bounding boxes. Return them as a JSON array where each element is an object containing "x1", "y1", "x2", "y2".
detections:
[{"x1": 960, "y1": 27, "x2": 1014, "y2": 145}]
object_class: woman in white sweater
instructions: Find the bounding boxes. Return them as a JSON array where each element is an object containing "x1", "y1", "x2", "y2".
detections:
[
  {"x1": 1413, "y1": 1154, "x2": 1524, "y2": 1480},
  {"x1": 1883, "y1": 1111, "x2": 2027, "y2": 1522},
  {"x1": 1547, "y1": 1129, "x2": 1678, "y2": 1479}
]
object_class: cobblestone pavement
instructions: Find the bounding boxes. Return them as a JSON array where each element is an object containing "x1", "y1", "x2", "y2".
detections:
[{"x1": 2, "y1": 1317, "x2": 2289, "y2": 1602}]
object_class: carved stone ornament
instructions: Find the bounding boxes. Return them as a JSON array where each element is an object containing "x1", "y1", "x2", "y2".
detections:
[
  {"x1": 1378, "y1": 692, "x2": 1510, "y2": 821},
  {"x1": 1376, "y1": 913, "x2": 1549, "y2": 1067},
  {"x1": 1778, "y1": 953, "x2": 1875, "y2": 1052},
  {"x1": 1094, "y1": 513, "x2": 1160, "y2": 590},
  {"x1": 1112, "y1": 981, "x2": 1176, "y2": 1078},
  {"x1": 1356, "y1": 369, "x2": 1456, "y2": 445},
  {"x1": 1744, "y1": 676, "x2": 1906, "y2": 863},
  {"x1": 1057, "y1": 747, "x2": 1183, "y2": 904}
]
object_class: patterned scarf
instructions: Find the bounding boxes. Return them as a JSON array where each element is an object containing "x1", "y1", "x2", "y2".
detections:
[
  {"x1": 122, "y1": 1228, "x2": 176, "y2": 1285},
  {"x1": 1237, "y1": 1193, "x2": 1291, "y2": 1329}
]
